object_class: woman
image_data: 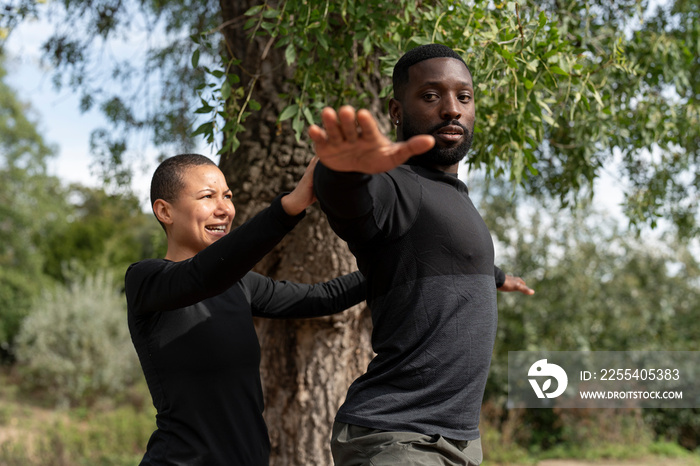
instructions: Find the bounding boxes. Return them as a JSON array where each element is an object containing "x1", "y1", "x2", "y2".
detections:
[{"x1": 125, "y1": 154, "x2": 366, "y2": 465}]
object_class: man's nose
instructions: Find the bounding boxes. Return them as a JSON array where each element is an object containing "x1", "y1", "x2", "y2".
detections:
[{"x1": 440, "y1": 94, "x2": 462, "y2": 120}]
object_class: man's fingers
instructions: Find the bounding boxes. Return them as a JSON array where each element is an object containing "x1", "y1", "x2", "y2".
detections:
[
  {"x1": 514, "y1": 277, "x2": 535, "y2": 295},
  {"x1": 386, "y1": 136, "x2": 435, "y2": 168},
  {"x1": 320, "y1": 107, "x2": 344, "y2": 144},
  {"x1": 308, "y1": 124, "x2": 327, "y2": 144},
  {"x1": 338, "y1": 106, "x2": 358, "y2": 143},
  {"x1": 356, "y1": 109, "x2": 380, "y2": 141},
  {"x1": 406, "y1": 134, "x2": 435, "y2": 156}
]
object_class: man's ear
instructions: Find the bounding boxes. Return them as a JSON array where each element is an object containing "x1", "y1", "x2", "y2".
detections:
[
  {"x1": 389, "y1": 98, "x2": 402, "y2": 124},
  {"x1": 153, "y1": 199, "x2": 174, "y2": 226}
]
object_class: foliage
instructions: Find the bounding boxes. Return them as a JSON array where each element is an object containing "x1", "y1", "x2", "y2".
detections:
[
  {"x1": 0, "y1": 169, "x2": 164, "y2": 350},
  {"x1": 3, "y1": 0, "x2": 215, "y2": 186},
  {"x1": 0, "y1": 52, "x2": 164, "y2": 351},
  {"x1": 644, "y1": 408, "x2": 700, "y2": 451},
  {"x1": 486, "y1": 205, "x2": 699, "y2": 359},
  {"x1": 0, "y1": 52, "x2": 65, "y2": 350},
  {"x1": 0, "y1": 166, "x2": 66, "y2": 351},
  {"x1": 14, "y1": 271, "x2": 141, "y2": 407},
  {"x1": 5, "y1": 0, "x2": 697, "y2": 234},
  {"x1": 475, "y1": 178, "x2": 700, "y2": 451},
  {"x1": 0, "y1": 53, "x2": 55, "y2": 172},
  {"x1": 40, "y1": 186, "x2": 166, "y2": 283},
  {"x1": 196, "y1": 0, "x2": 605, "y2": 177}
]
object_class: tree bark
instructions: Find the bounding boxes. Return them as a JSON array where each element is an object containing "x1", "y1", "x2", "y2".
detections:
[{"x1": 216, "y1": 1, "x2": 387, "y2": 463}]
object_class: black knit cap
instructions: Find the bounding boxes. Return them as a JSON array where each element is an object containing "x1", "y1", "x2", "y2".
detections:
[{"x1": 392, "y1": 44, "x2": 469, "y2": 99}]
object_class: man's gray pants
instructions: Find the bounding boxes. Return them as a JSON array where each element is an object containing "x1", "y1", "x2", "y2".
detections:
[{"x1": 331, "y1": 421, "x2": 483, "y2": 466}]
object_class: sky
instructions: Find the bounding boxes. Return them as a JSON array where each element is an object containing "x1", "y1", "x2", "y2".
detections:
[
  {"x1": 6, "y1": 19, "x2": 109, "y2": 185},
  {"x1": 3, "y1": 16, "x2": 210, "y2": 209},
  {"x1": 3, "y1": 12, "x2": 628, "y2": 218}
]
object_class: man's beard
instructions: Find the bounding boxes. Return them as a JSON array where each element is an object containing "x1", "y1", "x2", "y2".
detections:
[{"x1": 402, "y1": 119, "x2": 473, "y2": 168}]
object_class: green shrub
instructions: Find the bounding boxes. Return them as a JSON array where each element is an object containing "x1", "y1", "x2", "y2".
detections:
[{"x1": 14, "y1": 271, "x2": 140, "y2": 407}]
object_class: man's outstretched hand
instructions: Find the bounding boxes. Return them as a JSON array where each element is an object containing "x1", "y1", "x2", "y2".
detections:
[
  {"x1": 498, "y1": 275, "x2": 535, "y2": 295},
  {"x1": 308, "y1": 106, "x2": 434, "y2": 174}
]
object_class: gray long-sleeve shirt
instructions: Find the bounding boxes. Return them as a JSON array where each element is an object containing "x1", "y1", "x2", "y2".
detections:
[{"x1": 315, "y1": 162, "x2": 502, "y2": 441}]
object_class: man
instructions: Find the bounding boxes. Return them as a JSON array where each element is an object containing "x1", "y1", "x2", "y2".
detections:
[{"x1": 309, "y1": 44, "x2": 534, "y2": 465}]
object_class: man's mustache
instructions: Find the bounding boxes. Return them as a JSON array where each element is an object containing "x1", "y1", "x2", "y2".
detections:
[{"x1": 428, "y1": 120, "x2": 469, "y2": 136}]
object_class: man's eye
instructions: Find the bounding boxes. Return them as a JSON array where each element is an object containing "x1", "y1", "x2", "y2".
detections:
[
  {"x1": 423, "y1": 93, "x2": 438, "y2": 101},
  {"x1": 459, "y1": 94, "x2": 472, "y2": 102}
]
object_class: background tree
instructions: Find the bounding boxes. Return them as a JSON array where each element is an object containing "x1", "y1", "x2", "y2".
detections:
[
  {"x1": 0, "y1": 51, "x2": 65, "y2": 355},
  {"x1": 0, "y1": 50, "x2": 165, "y2": 360},
  {"x1": 3, "y1": 0, "x2": 698, "y2": 463},
  {"x1": 475, "y1": 178, "x2": 700, "y2": 451}
]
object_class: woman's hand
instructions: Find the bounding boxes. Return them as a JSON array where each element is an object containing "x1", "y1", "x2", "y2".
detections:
[{"x1": 281, "y1": 156, "x2": 319, "y2": 216}]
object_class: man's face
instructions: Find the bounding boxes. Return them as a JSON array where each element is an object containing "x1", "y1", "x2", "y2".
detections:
[{"x1": 394, "y1": 57, "x2": 476, "y2": 168}]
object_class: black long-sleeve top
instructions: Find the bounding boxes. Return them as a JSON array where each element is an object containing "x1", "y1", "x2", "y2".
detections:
[
  {"x1": 125, "y1": 196, "x2": 366, "y2": 465},
  {"x1": 314, "y1": 163, "x2": 504, "y2": 441}
]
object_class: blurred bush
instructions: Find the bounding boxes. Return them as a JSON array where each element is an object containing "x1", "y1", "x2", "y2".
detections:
[{"x1": 14, "y1": 270, "x2": 140, "y2": 407}]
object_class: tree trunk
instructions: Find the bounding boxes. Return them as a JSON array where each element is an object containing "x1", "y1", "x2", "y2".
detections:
[{"x1": 216, "y1": 1, "x2": 387, "y2": 463}]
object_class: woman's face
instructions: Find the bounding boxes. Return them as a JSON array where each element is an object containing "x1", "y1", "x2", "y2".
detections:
[{"x1": 166, "y1": 164, "x2": 235, "y2": 260}]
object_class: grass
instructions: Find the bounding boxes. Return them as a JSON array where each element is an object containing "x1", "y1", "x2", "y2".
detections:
[
  {"x1": 0, "y1": 369, "x2": 155, "y2": 466},
  {"x1": 479, "y1": 403, "x2": 700, "y2": 465},
  {"x1": 1, "y1": 369, "x2": 699, "y2": 465}
]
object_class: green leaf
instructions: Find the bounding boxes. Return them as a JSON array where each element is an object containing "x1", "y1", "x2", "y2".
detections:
[
  {"x1": 192, "y1": 121, "x2": 214, "y2": 137},
  {"x1": 362, "y1": 35, "x2": 372, "y2": 55},
  {"x1": 317, "y1": 32, "x2": 329, "y2": 50},
  {"x1": 191, "y1": 49, "x2": 200, "y2": 69},
  {"x1": 285, "y1": 44, "x2": 296, "y2": 66},
  {"x1": 244, "y1": 5, "x2": 264, "y2": 16},
  {"x1": 303, "y1": 106, "x2": 315, "y2": 125},
  {"x1": 292, "y1": 115, "x2": 304, "y2": 141},
  {"x1": 194, "y1": 104, "x2": 213, "y2": 114},
  {"x1": 499, "y1": 48, "x2": 514, "y2": 60},
  {"x1": 279, "y1": 104, "x2": 299, "y2": 121},
  {"x1": 262, "y1": 9, "x2": 280, "y2": 19},
  {"x1": 526, "y1": 59, "x2": 539, "y2": 72},
  {"x1": 249, "y1": 100, "x2": 261, "y2": 111},
  {"x1": 221, "y1": 81, "x2": 231, "y2": 100},
  {"x1": 550, "y1": 65, "x2": 569, "y2": 76}
]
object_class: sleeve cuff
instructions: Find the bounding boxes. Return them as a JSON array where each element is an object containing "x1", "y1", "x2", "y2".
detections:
[
  {"x1": 494, "y1": 266, "x2": 506, "y2": 288},
  {"x1": 270, "y1": 193, "x2": 306, "y2": 229}
]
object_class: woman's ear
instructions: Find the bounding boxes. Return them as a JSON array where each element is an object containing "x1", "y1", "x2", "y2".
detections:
[{"x1": 153, "y1": 199, "x2": 174, "y2": 226}]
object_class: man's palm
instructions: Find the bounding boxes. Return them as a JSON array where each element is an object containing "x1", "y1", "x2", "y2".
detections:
[{"x1": 309, "y1": 106, "x2": 434, "y2": 174}]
